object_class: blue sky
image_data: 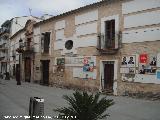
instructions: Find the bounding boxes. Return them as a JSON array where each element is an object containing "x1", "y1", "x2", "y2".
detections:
[{"x1": 0, "y1": 0, "x2": 101, "y2": 26}]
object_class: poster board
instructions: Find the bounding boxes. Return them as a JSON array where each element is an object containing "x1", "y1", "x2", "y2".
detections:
[
  {"x1": 121, "y1": 55, "x2": 136, "y2": 67},
  {"x1": 120, "y1": 67, "x2": 129, "y2": 74},
  {"x1": 156, "y1": 70, "x2": 160, "y2": 80},
  {"x1": 157, "y1": 53, "x2": 160, "y2": 67},
  {"x1": 139, "y1": 54, "x2": 157, "y2": 74},
  {"x1": 121, "y1": 55, "x2": 136, "y2": 74},
  {"x1": 65, "y1": 56, "x2": 96, "y2": 67},
  {"x1": 73, "y1": 68, "x2": 96, "y2": 80}
]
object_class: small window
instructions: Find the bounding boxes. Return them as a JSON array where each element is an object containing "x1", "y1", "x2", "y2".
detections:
[{"x1": 65, "y1": 40, "x2": 73, "y2": 50}]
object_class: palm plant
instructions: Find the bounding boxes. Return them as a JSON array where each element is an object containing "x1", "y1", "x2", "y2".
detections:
[{"x1": 54, "y1": 91, "x2": 114, "y2": 120}]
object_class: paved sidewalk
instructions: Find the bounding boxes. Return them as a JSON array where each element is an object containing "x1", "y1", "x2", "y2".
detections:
[{"x1": 0, "y1": 79, "x2": 160, "y2": 120}]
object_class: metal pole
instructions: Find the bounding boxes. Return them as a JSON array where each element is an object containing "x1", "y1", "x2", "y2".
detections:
[{"x1": 16, "y1": 53, "x2": 21, "y2": 85}]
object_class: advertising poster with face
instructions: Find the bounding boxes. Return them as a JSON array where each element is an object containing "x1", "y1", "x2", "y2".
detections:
[
  {"x1": 121, "y1": 56, "x2": 136, "y2": 68},
  {"x1": 139, "y1": 54, "x2": 157, "y2": 74},
  {"x1": 83, "y1": 57, "x2": 95, "y2": 72}
]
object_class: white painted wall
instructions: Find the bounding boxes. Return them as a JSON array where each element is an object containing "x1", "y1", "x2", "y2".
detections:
[
  {"x1": 122, "y1": 0, "x2": 160, "y2": 14},
  {"x1": 34, "y1": 26, "x2": 40, "y2": 35},
  {"x1": 54, "y1": 34, "x2": 97, "y2": 51},
  {"x1": 76, "y1": 22, "x2": 97, "y2": 36},
  {"x1": 34, "y1": 36, "x2": 40, "y2": 53},
  {"x1": 33, "y1": 27, "x2": 40, "y2": 53},
  {"x1": 135, "y1": 74, "x2": 160, "y2": 84},
  {"x1": 56, "y1": 29, "x2": 64, "y2": 40},
  {"x1": 75, "y1": 10, "x2": 98, "y2": 25},
  {"x1": 122, "y1": 27, "x2": 160, "y2": 43},
  {"x1": 10, "y1": 16, "x2": 40, "y2": 36},
  {"x1": 124, "y1": 10, "x2": 160, "y2": 28},
  {"x1": 54, "y1": 40, "x2": 63, "y2": 50},
  {"x1": 73, "y1": 68, "x2": 97, "y2": 79},
  {"x1": 55, "y1": 20, "x2": 65, "y2": 30},
  {"x1": 9, "y1": 31, "x2": 25, "y2": 66},
  {"x1": 75, "y1": 35, "x2": 97, "y2": 48}
]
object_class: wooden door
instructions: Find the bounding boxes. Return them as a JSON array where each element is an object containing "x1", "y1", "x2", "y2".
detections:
[
  {"x1": 41, "y1": 60, "x2": 49, "y2": 85},
  {"x1": 104, "y1": 63, "x2": 114, "y2": 90},
  {"x1": 25, "y1": 57, "x2": 31, "y2": 82}
]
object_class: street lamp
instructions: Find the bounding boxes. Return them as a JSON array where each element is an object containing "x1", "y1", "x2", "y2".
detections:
[{"x1": 15, "y1": 38, "x2": 24, "y2": 85}]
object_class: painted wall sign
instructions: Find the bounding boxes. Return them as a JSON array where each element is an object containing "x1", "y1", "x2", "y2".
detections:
[{"x1": 139, "y1": 54, "x2": 147, "y2": 63}]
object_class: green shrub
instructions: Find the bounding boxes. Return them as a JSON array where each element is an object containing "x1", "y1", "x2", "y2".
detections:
[{"x1": 54, "y1": 91, "x2": 114, "y2": 120}]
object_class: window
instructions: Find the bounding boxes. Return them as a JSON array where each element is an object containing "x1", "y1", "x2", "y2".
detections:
[
  {"x1": 105, "y1": 20, "x2": 115, "y2": 48},
  {"x1": 65, "y1": 40, "x2": 73, "y2": 50},
  {"x1": 41, "y1": 32, "x2": 50, "y2": 53}
]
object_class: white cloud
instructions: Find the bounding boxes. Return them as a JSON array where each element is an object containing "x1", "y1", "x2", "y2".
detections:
[
  {"x1": 26, "y1": 0, "x2": 87, "y2": 14},
  {"x1": 0, "y1": 3, "x2": 18, "y2": 25},
  {"x1": 0, "y1": 0, "x2": 101, "y2": 26}
]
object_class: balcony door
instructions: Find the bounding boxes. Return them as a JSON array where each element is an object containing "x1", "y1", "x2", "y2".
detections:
[{"x1": 105, "y1": 19, "x2": 115, "y2": 48}]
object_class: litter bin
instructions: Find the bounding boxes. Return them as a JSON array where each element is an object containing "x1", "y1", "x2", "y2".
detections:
[{"x1": 29, "y1": 97, "x2": 44, "y2": 120}]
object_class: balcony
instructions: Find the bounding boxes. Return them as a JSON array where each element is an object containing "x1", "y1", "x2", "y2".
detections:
[
  {"x1": 97, "y1": 32, "x2": 122, "y2": 54},
  {"x1": 23, "y1": 41, "x2": 34, "y2": 53}
]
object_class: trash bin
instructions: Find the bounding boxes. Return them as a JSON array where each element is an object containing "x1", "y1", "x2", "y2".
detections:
[{"x1": 29, "y1": 97, "x2": 44, "y2": 120}]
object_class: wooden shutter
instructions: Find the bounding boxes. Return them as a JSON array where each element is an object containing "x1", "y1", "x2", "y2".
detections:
[
  {"x1": 110, "y1": 20, "x2": 115, "y2": 48},
  {"x1": 44, "y1": 32, "x2": 50, "y2": 53},
  {"x1": 105, "y1": 20, "x2": 115, "y2": 48}
]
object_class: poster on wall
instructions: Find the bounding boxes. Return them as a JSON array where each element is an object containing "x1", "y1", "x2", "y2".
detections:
[
  {"x1": 129, "y1": 68, "x2": 135, "y2": 74},
  {"x1": 121, "y1": 55, "x2": 136, "y2": 67},
  {"x1": 72, "y1": 56, "x2": 96, "y2": 80},
  {"x1": 120, "y1": 67, "x2": 129, "y2": 74},
  {"x1": 156, "y1": 70, "x2": 160, "y2": 79},
  {"x1": 73, "y1": 68, "x2": 96, "y2": 80},
  {"x1": 83, "y1": 57, "x2": 94, "y2": 72},
  {"x1": 157, "y1": 53, "x2": 160, "y2": 67},
  {"x1": 139, "y1": 54, "x2": 147, "y2": 64},
  {"x1": 56, "y1": 58, "x2": 65, "y2": 65},
  {"x1": 65, "y1": 56, "x2": 96, "y2": 67},
  {"x1": 139, "y1": 54, "x2": 157, "y2": 74}
]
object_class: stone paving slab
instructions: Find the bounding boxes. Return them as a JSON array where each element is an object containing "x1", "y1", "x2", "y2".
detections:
[{"x1": 0, "y1": 79, "x2": 160, "y2": 120}]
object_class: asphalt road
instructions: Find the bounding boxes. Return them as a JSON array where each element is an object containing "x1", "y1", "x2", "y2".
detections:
[{"x1": 0, "y1": 79, "x2": 160, "y2": 120}]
